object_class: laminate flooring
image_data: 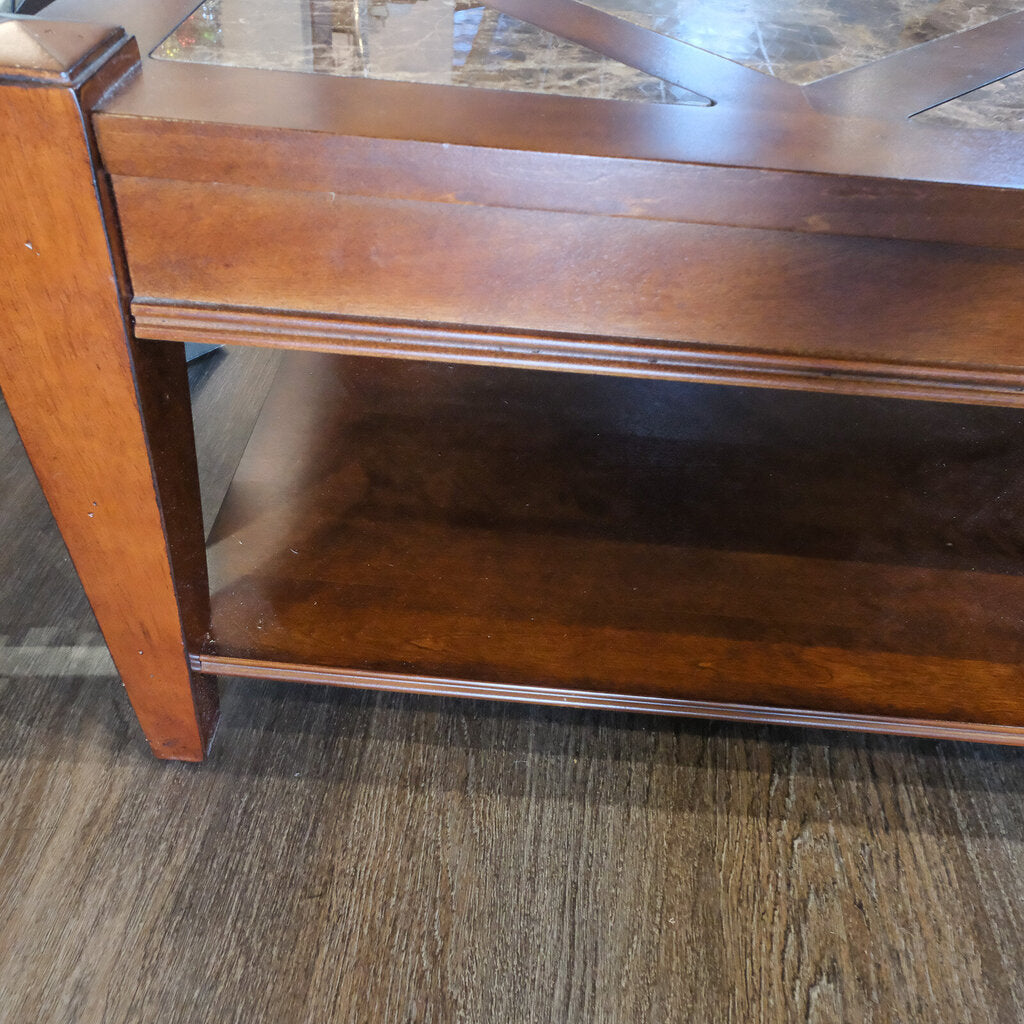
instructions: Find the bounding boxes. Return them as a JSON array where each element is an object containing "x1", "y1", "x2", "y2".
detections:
[{"x1": 1, "y1": 346, "x2": 1024, "y2": 1023}]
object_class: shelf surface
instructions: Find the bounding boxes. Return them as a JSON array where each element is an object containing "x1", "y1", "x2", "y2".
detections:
[{"x1": 204, "y1": 352, "x2": 1024, "y2": 729}]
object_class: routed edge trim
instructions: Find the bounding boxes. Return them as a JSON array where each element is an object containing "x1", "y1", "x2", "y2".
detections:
[
  {"x1": 134, "y1": 301, "x2": 1024, "y2": 407},
  {"x1": 192, "y1": 653, "x2": 1024, "y2": 746}
]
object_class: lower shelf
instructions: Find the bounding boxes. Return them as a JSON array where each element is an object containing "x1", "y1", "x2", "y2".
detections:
[{"x1": 202, "y1": 352, "x2": 1024, "y2": 739}]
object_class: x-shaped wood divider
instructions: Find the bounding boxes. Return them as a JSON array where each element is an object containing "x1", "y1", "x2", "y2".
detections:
[{"x1": 484, "y1": 0, "x2": 1024, "y2": 120}]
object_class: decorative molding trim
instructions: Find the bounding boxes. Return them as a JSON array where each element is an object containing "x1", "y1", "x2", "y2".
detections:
[
  {"x1": 133, "y1": 301, "x2": 1024, "y2": 407},
  {"x1": 192, "y1": 654, "x2": 1024, "y2": 746}
]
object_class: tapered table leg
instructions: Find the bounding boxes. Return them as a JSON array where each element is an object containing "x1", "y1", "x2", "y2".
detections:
[{"x1": 0, "y1": 18, "x2": 217, "y2": 760}]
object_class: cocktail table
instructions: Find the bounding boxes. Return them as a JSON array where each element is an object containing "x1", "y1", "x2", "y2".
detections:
[{"x1": 5, "y1": 0, "x2": 1024, "y2": 759}]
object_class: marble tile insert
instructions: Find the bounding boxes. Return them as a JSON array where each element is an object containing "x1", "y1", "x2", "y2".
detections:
[
  {"x1": 154, "y1": 0, "x2": 1024, "y2": 122},
  {"x1": 153, "y1": 0, "x2": 710, "y2": 106},
  {"x1": 913, "y1": 71, "x2": 1024, "y2": 131},
  {"x1": 580, "y1": 0, "x2": 1024, "y2": 84}
]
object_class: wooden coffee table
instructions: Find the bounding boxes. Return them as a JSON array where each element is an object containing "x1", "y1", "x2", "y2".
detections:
[{"x1": 5, "y1": 0, "x2": 1024, "y2": 758}]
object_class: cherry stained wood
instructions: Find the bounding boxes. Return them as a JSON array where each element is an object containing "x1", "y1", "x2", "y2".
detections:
[
  {"x1": 17, "y1": 0, "x2": 1024, "y2": 751},
  {"x1": 130, "y1": 302, "x2": 1024, "y2": 408},
  {"x1": 114, "y1": 176, "x2": 1024, "y2": 404},
  {"x1": 37, "y1": 0, "x2": 1024, "y2": 224},
  {"x1": 86, "y1": 56, "x2": 1024, "y2": 188},
  {"x1": 60, "y1": 0, "x2": 1024, "y2": 197},
  {"x1": 96, "y1": 121, "x2": 1024, "y2": 253},
  {"x1": 0, "y1": 19, "x2": 216, "y2": 760},
  {"x1": 7, "y1": 530, "x2": 1024, "y2": 1024},
  {"x1": 57, "y1": 0, "x2": 1024, "y2": 180},
  {"x1": 202, "y1": 353, "x2": 1024, "y2": 737}
]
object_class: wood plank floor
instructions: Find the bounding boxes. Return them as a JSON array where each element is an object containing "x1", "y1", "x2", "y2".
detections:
[{"x1": 2, "y1": 346, "x2": 1024, "y2": 1023}]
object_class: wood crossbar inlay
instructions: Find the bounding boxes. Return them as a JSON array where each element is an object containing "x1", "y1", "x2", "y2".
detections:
[
  {"x1": 482, "y1": 0, "x2": 803, "y2": 109},
  {"x1": 486, "y1": 0, "x2": 1024, "y2": 125},
  {"x1": 805, "y1": 10, "x2": 1024, "y2": 119}
]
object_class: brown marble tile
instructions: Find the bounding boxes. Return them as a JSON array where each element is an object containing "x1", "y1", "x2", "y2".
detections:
[
  {"x1": 914, "y1": 70, "x2": 1024, "y2": 131},
  {"x1": 581, "y1": 0, "x2": 1023, "y2": 84},
  {"x1": 155, "y1": 0, "x2": 1024, "y2": 107},
  {"x1": 153, "y1": 0, "x2": 710, "y2": 105}
]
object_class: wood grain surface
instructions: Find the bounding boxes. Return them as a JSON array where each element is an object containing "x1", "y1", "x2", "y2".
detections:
[
  {"x1": 2, "y1": 349, "x2": 1024, "y2": 1023},
  {"x1": 98, "y1": 120, "x2": 1024, "y2": 253},
  {"x1": 65, "y1": 0, "x2": 1024, "y2": 194},
  {"x1": 114, "y1": 177, "x2": 1024, "y2": 405},
  {"x1": 0, "y1": 21, "x2": 215, "y2": 759},
  {"x1": 203, "y1": 352, "x2": 1024, "y2": 735}
]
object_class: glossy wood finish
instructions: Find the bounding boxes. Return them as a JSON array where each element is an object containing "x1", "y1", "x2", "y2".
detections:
[
  {"x1": 14, "y1": 0, "x2": 1024, "y2": 752},
  {"x1": 84, "y1": 2, "x2": 1024, "y2": 407},
  {"x1": 130, "y1": 302, "x2": 1024, "y2": 408},
  {"x1": 117, "y1": 180, "x2": 1024, "y2": 406},
  {"x1": 63, "y1": 0, "x2": 1024, "y2": 188},
  {"x1": 98, "y1": 122, "x2": 1024, "y2": 252},
  {"x1": 88, "y1": 54, "x2": 1024, "y2": 186},
  {"x1": 7, "y1": 411, "x2": 1024, "y2": 1024},
  {"x1": 0, "y1": 18, "x2": 216, "y2": 760},
  {"x1": 202, "y1": 353, "x2": 1024, "y2": 741}
]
